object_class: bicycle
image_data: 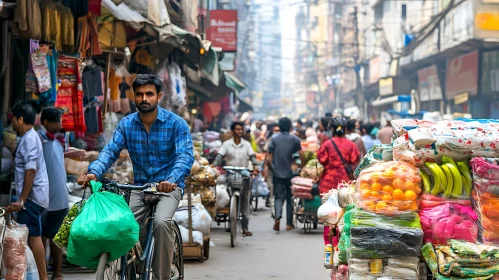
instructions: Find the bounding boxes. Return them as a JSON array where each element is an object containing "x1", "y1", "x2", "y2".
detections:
[
  {"x1": 94, "y1": 179, "x2": 184, "y2": 280},
  {"x1": 224, "y1": 166, "x2": 250, "y2": 248}
]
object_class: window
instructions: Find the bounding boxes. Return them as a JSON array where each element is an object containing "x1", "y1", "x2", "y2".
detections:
[{"x1": 401, "y1": 4, "x2": 407, "y2": 20}]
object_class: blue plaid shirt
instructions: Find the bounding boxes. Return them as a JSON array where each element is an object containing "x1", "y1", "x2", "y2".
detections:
[{"x1": 88, "y1": 107, "x2": 194, "y2": 189}]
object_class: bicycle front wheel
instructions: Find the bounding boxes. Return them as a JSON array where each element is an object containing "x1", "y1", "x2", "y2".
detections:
[
  {"x1": 230, "y1": 195, "x2": 238, "y2": 248},
  {"x1": 96, "y1": 253, "x2": 123, "y2": 280},
  {"x1": 171, "y1": 221, "x2": 184, "y2": 279}
]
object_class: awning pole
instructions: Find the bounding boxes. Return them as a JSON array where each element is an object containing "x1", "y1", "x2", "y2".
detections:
[{"x1": 103, "y1": 53, "x2": 112, "y2": 119}]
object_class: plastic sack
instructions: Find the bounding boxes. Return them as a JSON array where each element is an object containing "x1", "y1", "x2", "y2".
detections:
[
  {"x1": 216, "y1": 184, "x2": 230, "y2": 209},
  {"x1": 25, "y1": 246, "x2": 40, "y2": 280},
  {"x1": 251, "y1": 174, "x2": 270, "y2": 197},
  {"x1": 54, "y1": 198, "x2": 86, "y2": 250},
  {"x1": 291, "y1": 176, "x2": 314, "y2": 187},
  {"x1": 391, "y1": 119, "x2": 436, "y2": 137},
  {"x1": 173, "y1": 204, "x2": 213, "y2": 236},
  {"x1": 191, "y1": 166, "x2": 220, "y2": 185},
  {"x1": 423, "y1": 240, "x2": 499, "y2": 279},
  {"x1": 348, "y1": 209, "x2": 423, "y2": 259},
  {"x1": 408, "y1": 127, "x2": 435, "y2": 148},
  {"x1": 67, "y1": 181, "x2": 140, "y2": 268},
  {"x1": 178, "y1": 225, "x2": 203, "y2": 245},
  {"x1": 300, "y1": 159, "x2": 324, "y2": 179},
  {"x1": 356, "y1": 161, "x2": 421, "y2": 215},
  {"x1": 317, "y1": 189, "x2": 344, "y2": 226},
  {"x1": 471, "y1": 157, "x2": 499, "y2": 196},
  {"x1": 3, "y1": 222, "x2": 29, "y2": 280},
  {"x1": 331, "y1": 264, "x2": 348, "y2": 280},
  {"x1": 419, "y1": 196, "x2": 478, "y2": 245},
  {"x1": 348, "y1": 257, "x2": 419, "y2": 280},
  {"x1": 473, "y1": 191, "x2": 499, "y2": 245}
]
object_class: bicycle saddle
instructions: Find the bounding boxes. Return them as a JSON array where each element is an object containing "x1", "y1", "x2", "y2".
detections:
[{"x1": 143, "y1": 194, "x2": 161, "y2": 206}]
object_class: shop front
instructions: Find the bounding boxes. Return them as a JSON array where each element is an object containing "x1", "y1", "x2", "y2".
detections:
[
  {"x1": 445, "y1": 51, "x2": 479, "y2": 117},
  {"x1": 480, "y1": 49, "x2": 499, "y2": 119},
  {"x1": 370, "y1": 76, "x2": 412, "y2": 119},
  {"x1": 417, "y1": 64, "x2": 444, "y2": 113}
]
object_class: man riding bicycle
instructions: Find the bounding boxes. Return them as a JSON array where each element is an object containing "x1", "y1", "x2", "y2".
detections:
[
  {"x1": 77, "y1": 74, "x2": 194, "y2": 279},
  {"x1": 213, "y1": 122, "x2": 259, "y2": 237}
]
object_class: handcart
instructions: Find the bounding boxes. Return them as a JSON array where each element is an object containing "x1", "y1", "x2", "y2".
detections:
[
  {"x1": 182, "y1": 181, "x2": 212, "y2": 262},
  {"x1": 293, "y1": 195, "x2": 321, "y2": 234}
]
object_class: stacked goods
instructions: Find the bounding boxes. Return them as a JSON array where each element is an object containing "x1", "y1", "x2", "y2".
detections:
[
  {"x1": 471, "y1": 157, "x2": 499, "y2": 245},
  {"x1": 354, "y1": 144, "x2": 393, "y2": 178},
  {"x1": 301, "y1": 141, "x2": 319, "y2": 153},
  {"x1": 391, "y1": 119, "x2": 499, "y2": 165},
  {"x1": 419, "y1": 194, "x2": 479, "y2": 245},
  {"x1": 422, "y1": 240, "x2": 499, "y2": 279},
  {"x1": 356, "y1": 161, "x2": 422, "y2": 215},
  {"x1": 349, "y1": 257, "x2": 420, "y2": 280},
  {"x1": 291, "y1": 177, "x2": 314, "y2": 199},
  {"x1": 420, "y1": 156, "x2": 472, "y2": 198},
  {"x1": 188, "y1": 155, "x2": 219, "y2": 218},
  {"x1": 300, "y1": 159, "x2": 324, "y2": 179}
]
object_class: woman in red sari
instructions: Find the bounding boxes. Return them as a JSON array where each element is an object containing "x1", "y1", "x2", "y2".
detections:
[{"x1": 317, "y1": 117, "x2": 360, "y2": 245}]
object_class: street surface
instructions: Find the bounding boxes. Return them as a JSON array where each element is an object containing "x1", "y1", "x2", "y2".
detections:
[{"x1": 63, "y1": 201, "x2": 328, "y2": 280}]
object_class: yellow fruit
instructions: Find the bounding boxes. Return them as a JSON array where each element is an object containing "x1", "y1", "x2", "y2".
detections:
[
  {"x1": 381, "y1": 194, "x2": 393, "y2": 202},
  {"x1": 409, "y1": 201, "x2": 419, "y2": 211},
  {"x1": 392, "y1": 178, "x2": 404, "y2": 190},
  {"x1": 395, "y1": 200, "x2": 410, "y2": 211},
  {"x1": 363, "y1": 200, "x2": 376, "y2": 211},
  {"x1": 376, "y1": 201, "x2": 388, "y2": 211},
  {"x1": 405, "y1": 181, "x2": 421, "y2": 194},
  {"x1": 405, "y1": 190, "x2": 417, "y2": 202},
  {"x1": 383, "y1": 169, "x2": 396, "y2": 179},
  {"x1": 369, "y1": 191, "x2": 381, "y2": 199},
  {"x1": 382, "y1": 185, "x2": 394, "y2": 195},
  {"x1": 360, "y1": 189, "x2": 371, "y2": 198},
  {"x1": 360, "y1": 183, "x2": 370, "y2": 190},
  {"x1": 392, "y1": 189, "x2": 405, "y2": 200},
  {"x1": 371, "y1": 182, "x2": 383, "y2": 191}
]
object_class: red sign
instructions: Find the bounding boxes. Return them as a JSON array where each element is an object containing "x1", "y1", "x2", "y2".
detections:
[
  {"x1": 206, "y1": 10, "x2": 238, "y2": 52},
  {"x1": 445, "y1": 51, "x2": 479, "y2": 100}
]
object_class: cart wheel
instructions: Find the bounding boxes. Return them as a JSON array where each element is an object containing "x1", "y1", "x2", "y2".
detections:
[
  {"x1": 304, "y1": 221, "x2": 312, "y2": 234},
  {"x1": 200, "y1": 245, "x2": 205, "y2": 263},
  {"x1": 203, "y1": 239, "x2": 210, "y2": 260}
]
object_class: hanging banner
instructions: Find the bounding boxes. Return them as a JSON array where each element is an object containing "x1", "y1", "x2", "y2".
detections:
[
  {"x1": 206, "y1": 10, "x2": 238, "y2": 52},
  {"x1": 445, "y1": 51, "x2": 478, "y2": 100},
  {"x1": 418, "y1": 65, "x2": 443, "y2": 101}
]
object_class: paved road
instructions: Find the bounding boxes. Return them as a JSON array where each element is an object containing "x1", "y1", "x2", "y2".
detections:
[{"x1": 63, "y1": 202, "x2": 328, "y2": 280}]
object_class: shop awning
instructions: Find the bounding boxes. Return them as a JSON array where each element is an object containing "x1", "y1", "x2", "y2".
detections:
[
  {"x1": 225, "y1": 73, "x2": 246, "y2": 92},
  {"x1": 372, "y1": 95, "x2": 411, "y2": 107},
  {"x1": 237, "y1": 95, "x2": 253, "y2": 113}
]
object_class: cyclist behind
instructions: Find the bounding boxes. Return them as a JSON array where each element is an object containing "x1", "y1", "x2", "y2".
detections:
[
  {"x1": 77, "y1": 74, "x2": 194, "y2": 279},
  {"x1": 213, "y1": 122, "x2": 259, "y2": 237}
]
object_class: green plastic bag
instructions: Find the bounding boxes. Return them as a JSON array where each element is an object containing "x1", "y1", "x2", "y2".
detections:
[{"x1": 67, "y1": 181, "x2": 139, "y2": 268}]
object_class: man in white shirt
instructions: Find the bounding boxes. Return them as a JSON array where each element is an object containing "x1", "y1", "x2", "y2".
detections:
[{"x1": 213, "y1": 122, "x2": 259, "y2": 237}]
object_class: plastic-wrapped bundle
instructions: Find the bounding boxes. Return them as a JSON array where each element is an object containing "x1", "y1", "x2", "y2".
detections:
[
  {"x1": 472, "y1": 191, "x2": 499, "y2": 245},
  {"x1": 354, "y1": 144, "x2": 393, "y2": 178},
  {"x1": 317, "y1": 189, "x2": 344, "y2": 226},
  {"x1": 348, "y1": 209, "x2": 423, "y2": 259},
  {"x1": 338, "y1": 205, "x2": 355, "y2": 264},
  {"x1": 419, "y1": 194, "x2": 478, "y2": 245},
  {"x1": 422, "y1": 240, "x2": 499, "y2": 279},
  {"x1": 356, "y1": 161, "x2": 422, "y2": 215},
  {"x1": 348, "y1": 257, "x2": 419, "y2": 280},
  {"x1": 300, "y1": 159, "x2": 324, "y2": 179},
  {"x1": 471, "y1": 157, "x2": 499, "y2": 196},
  {"x1": 3, "y1": 222, "x2": 29, "y2": 280}
]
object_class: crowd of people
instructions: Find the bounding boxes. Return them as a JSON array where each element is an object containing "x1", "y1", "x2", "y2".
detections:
[{"x1": 213, "y1": 113, "x2": 393, "y2": 237}]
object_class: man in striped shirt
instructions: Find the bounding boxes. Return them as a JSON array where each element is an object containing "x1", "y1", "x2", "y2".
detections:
[{"x1": 78, "y1": 74, "x2": 194, "y2": 279}]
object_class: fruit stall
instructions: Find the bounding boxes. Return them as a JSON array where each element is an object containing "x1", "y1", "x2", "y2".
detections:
[{"x1": 325, "y1": 119, "x2": 499, "y2": 279}]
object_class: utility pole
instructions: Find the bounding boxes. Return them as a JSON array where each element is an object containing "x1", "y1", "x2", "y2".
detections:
[{"x1": 353, "y1": 6, "x2": 362, "y2": 92}]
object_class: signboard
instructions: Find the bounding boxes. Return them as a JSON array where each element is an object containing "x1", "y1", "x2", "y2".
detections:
[
  {"x1": 481, "y1": 50, "x2": 499, "y2": 93},
  {"x1": 379, "y1": 77, "x2": 393, "y2": 96},
  {"x1": 206, "y1": 10, "x2": 238, "y2": 52},
  {"x1": 369, "y1": 56, "x2": 381, "y2": 84},
  {"x1": 418, "y1": 65, "x2": 443, "y2": 101},
  {"x1": 445, "y1": 51, "x2": 478, "y2": 100}
]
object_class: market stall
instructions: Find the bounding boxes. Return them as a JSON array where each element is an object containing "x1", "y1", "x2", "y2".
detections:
[{"x1": 326, "y1": 118, "x2": 499, "y2": 280}]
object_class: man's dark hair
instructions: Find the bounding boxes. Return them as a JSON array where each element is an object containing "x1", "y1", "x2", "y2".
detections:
[
  {"x1": 325, "y1": 112, "x2": 333, "y2": 118},
  {"x1": 296, "y1": 119, "x2": 303, "y2": 126},
  {"x1": 346, "y1": 119, "x2": 357, "y2": 132},
  {"x1": 231, "y1": 121, "x2": 244, "y2": 131},
  {"x1": 320, "y1": 117, "x2": 331, "y2": 131},
  {"x1": 362, "y1": 123, "x2": 375, "y2": 135},
  {"x1": 12, "y1": 102, "x2": 36, "y2": 125},
  {"x1": 132, "y1": 74, "x2": 162, "y2": 94},
  {"x1": 41, "y1": 107, "x2": 62, "y2": 124},
  {"x1": 278, "y1": 117, "x2": 292, "y2": 132}
]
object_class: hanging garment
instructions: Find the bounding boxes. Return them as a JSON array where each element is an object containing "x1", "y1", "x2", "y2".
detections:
[
  {"x1": 60, "y1": 5, "x2": 75, "y2": 53},
  {"x1": 16, "y1": 0, "x2": 42, "y2": 40},
  {"x1": 82, "y1": 67, "x2": 103, "y2": 98}
]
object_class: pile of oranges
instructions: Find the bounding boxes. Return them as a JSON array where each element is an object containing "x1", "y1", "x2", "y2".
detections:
[{"x1": 357, "y1": 161, "x2": 422, "y2": 215}]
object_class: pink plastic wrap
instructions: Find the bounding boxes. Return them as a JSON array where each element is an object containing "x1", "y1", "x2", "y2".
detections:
[
  {"x1": 419, "y1": 195, "x2": 478, "y2": 245},
  {"x1": 291, "y1": 177, "x2": 314, "y2": 187},
  {"x1": 471, "y1": 157, "x2": 499, "y2": 180}
]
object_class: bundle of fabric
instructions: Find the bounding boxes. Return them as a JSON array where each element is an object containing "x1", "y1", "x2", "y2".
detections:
[{"x1": 291, "y1": 177, "x2": 314, "y2": 199}]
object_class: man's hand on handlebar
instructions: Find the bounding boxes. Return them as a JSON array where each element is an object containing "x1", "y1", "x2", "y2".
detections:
[
  {"x1": 158, "y1": 181, "x2": 176, "y2": 193},
  {"x1": 77, "y1": 174, "x2": 97, "y2": 188}
]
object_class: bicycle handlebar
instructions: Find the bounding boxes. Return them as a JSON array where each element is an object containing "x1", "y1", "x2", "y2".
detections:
[
  {"x1": 100, "y1": 178, "x2": 158, "y2": 191},
  {"x1": 223, "y1": 166, "x2": 250, "y2": 171}
]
